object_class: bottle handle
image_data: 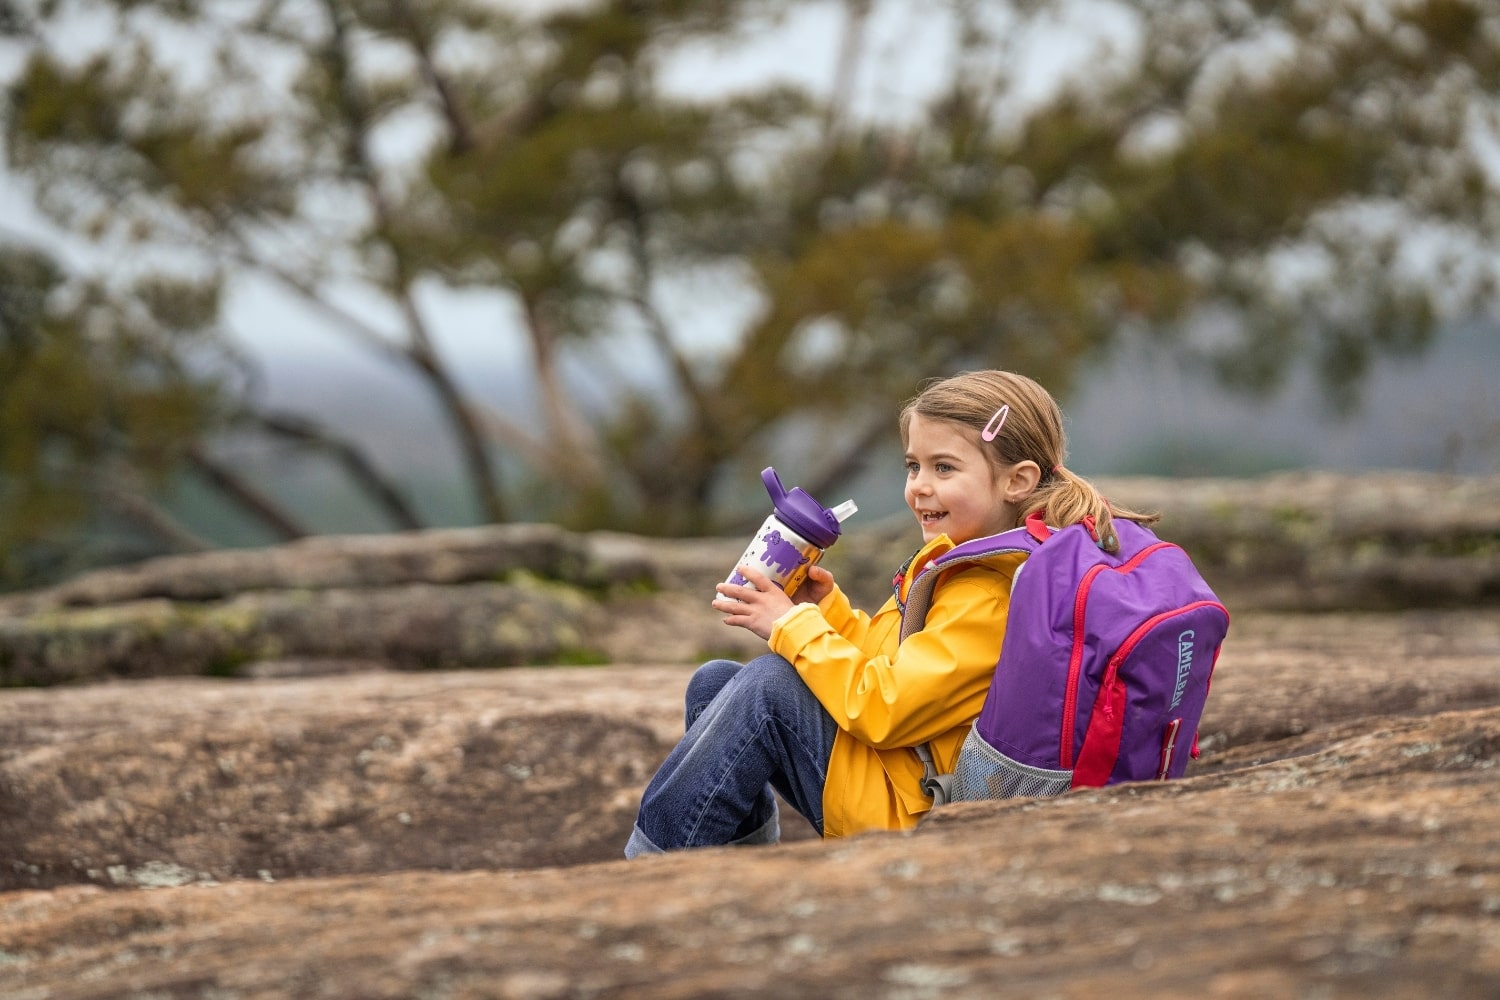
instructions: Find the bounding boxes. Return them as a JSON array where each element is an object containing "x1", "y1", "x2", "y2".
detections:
[{"x1": 761, "y1": 467, "x2": 788, "y2": 505}]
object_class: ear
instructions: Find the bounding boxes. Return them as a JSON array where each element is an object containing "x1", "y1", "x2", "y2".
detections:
[{"x1": 1003, "y1": 460, "x2": 1042, "y2": 504}]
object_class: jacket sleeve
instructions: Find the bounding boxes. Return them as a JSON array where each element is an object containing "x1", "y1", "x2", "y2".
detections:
[
  {"x1": 813, "y1": 583, "x2": 873, "y2": 647},
  {"x1": 769, "y1": 563, "x2": 1014, "y2": 750}
]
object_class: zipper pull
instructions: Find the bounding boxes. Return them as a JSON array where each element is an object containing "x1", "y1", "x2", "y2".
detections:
[
  {"x1": 1100, "y1": 661, "x2": 1121, "y2": 720},
  {"x1": 1157, "y1": 718, "x2": 1183, "y2": 779}
]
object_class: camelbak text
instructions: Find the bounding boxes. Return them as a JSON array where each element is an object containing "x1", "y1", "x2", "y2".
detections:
[{"x1": 1170, "y1": 630, "x2": 1195, "y2": 709}]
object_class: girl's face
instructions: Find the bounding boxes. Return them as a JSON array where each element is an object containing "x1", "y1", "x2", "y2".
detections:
[{"x1": 903, "y1": 413, "x2": 1015, "y2": 545}]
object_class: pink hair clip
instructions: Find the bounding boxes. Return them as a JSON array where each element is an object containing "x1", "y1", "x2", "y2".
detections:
[{"x1": 981, "y1": 404, "x2": 1009, "y2": 442}]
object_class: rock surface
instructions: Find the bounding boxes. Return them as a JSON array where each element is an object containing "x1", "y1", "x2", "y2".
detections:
[
  {"x1": 3, "y1": 607, "x2": 1500, "y2": 996},
  {"x1": 5, "y1": 722, "x2": 1500, "y2": 1000},
  {"x1": 2, "y1": 473, "x2": 1499, "y2": 997},
  {"x1": 2, "y1": 609, "x2": 1498, "y2": 896},
  {"x1": 1109, "y1": 472, "x2": 1500, "y2": 612}
]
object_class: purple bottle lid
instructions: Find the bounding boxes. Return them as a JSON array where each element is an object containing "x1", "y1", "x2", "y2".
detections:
[{"x1": 762, "y1": 467, "x2": 843, "y2": 549}]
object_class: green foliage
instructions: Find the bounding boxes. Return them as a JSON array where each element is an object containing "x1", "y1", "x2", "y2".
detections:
[
  {"x1": 1, "y1": 0, "x2": 1496, "y2": 574},
  {"x1": 203, "y1": 650, "x2": 252, "y2": 679},
  {"x1": 546, "y1": 647, "x2": 611, "y2": 667},
  {"x1": 0, "y1": 244, "x2": 225, "y2": 585}
]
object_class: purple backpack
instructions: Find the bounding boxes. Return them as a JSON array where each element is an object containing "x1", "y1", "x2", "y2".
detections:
[{"x1": 903, "y1": 512, "x2": 1229, "y2": 804}]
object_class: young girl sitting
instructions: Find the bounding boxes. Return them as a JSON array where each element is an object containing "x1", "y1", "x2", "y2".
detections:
[{"x1": 624, "y1": 369, "x2": 1157, "y2": 856}]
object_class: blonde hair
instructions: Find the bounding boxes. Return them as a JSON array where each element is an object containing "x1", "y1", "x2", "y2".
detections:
[{"x1": 898, "y1": 370, "x2": 1157, "y2": 552}]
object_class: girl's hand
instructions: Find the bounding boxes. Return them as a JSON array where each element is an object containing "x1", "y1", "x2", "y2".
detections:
[
  {"x1": 712, "y1": 563, "x2": 796, "y2": 640},
  {"x1": 792, "y1": 564, "x2": 835, "y2": 606}
]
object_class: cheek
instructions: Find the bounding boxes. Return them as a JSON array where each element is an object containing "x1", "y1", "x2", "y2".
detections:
[{"x1": 903, "y1": 475, "x2": 929, "y2": 508}]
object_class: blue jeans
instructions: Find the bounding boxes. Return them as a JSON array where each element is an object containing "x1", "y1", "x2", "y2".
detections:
[{"x1": 625, "y1": 654, "x2": 839, "y2": 857}]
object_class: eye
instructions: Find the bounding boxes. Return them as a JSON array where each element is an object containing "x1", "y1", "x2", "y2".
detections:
[
  {"x1": 935, "y1": 462, "x2": 955, "y2": 474},
  {"x1": 905, "y1": 460, "x2": 920, "y2": 475}
]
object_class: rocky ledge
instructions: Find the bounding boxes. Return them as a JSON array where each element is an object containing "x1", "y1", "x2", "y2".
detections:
[{"x1": 0, "y1": 472, "x2": 1496, "y2": 688}]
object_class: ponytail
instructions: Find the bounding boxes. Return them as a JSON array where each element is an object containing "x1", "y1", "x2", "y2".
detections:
[{"x1": 1016, "y1": 464, "x2": 1158, "y2": 554}]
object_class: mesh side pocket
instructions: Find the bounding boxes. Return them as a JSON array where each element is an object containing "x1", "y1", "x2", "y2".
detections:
[{"x1": 951, "y1": 727, "x2": 1073, "y2": 801}]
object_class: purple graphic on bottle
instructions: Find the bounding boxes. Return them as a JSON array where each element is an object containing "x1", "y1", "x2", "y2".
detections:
[
  {"x1": 758, "y1": 529, "x2": 809, "y2": 576},
  {"x1": 721, "y1": 468, "x2": 857, "y2": 598}
]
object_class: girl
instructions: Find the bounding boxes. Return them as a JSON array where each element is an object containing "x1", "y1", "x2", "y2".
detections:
[{"x1": 624, "y1": 369, "x2": 1157, "y2": 856}]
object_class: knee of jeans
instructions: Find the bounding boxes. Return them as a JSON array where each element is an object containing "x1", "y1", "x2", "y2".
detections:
[
  {"x1": 742, "y1": 652, "x2": 799, "y2": 686},
  {"x1": 685, "y1": 659, "x2": 743, "y2": 715},
  {"x1": 734, "y1": 654, "x2": 811, "y2": 714}
]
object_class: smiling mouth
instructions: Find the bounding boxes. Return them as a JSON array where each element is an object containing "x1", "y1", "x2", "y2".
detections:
[{"x1": 917, "y1": 510, "x2": 947, "y2": 525}]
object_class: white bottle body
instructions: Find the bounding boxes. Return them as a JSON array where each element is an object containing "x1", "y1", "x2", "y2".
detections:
[{"x1": 724, "y1": 513, "x2": 824, "y2": 597}]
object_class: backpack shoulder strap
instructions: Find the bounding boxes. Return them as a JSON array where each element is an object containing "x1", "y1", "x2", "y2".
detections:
[
  {"x1": 898, "y1": 525, "x2": 1039, "y2": 642},
  {"x1": 902, "y1": 525, "x2": 1040, "y2": 808}
]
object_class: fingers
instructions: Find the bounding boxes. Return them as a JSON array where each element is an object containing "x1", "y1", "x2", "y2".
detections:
[
  {"x1": 711, "y1": 564, "x2": 792, "y2": 642},
  {"x1": 735, "y1": 562, "x2": 779, "y2": 592},
  {"x1": 714, "y1": 573, "x2": 758, "y2": 605},
  {"x1": 715, "y1": 564, "x2": 776, "y2": 602},
  {"x1": 711, "y1": 592, "x2": 769, "y2": 640},
  {"x1": 790, "y1": 563, "x2": 834, "y2": 605}
]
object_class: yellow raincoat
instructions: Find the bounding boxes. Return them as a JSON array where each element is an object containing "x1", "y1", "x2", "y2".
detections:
[{"x1": 768, "y1": 535, "x2": 1028, "y2": 838}]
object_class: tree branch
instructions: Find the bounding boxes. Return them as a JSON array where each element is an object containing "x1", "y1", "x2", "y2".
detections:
[
  {"x1": 236, "y1": 233, "x2": 510, "y2": 524},
  {"x1": 185, "y1": 444, "x2": 310, "y2": 541},
  {"x1": 613, "y1": 182, "x2": 714, "y2": 423},
  {"x1": 802, "y1": 408, "x2": 891, "y2": 505},
  {"x1": 801, "y1": 340, "x2": 978, "y2": 505},
  {"x1": 95, "y1": 476, "x2": 216, "y2": 554},
  {"x1": 247, "y1": 410, "x2": 425, "y2": 531},
  {"x1": 466, "y1": 399, "x2": 554, "y2": 472},
  {"x1": 405, "y1": 331, "x2": 511, "y2": 522},
  {"x1": 518, "y1": 293, "x2": 609, "y2": 490},
  {"x1": 240, "y1": 251, "x2": 412, "y2": 364},
  {"x1": 321, "y1": 0, "x2": 509, "y2": 523},
  {"x1": 825, "y1": 0, "x2": 872, "y2": 142},
  {"x1": 388, "y1": 0, "x2": 477, "y2": 155}
]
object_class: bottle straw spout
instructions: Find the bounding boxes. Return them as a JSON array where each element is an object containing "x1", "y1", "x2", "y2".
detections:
[{"x1": 831, "y1": 499, "x2": 858, "y2": 523}]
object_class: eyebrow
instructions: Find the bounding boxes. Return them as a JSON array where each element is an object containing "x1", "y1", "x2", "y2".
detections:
[{"x1": 906, "y1": 451, "x2": 967, "y2": 463}]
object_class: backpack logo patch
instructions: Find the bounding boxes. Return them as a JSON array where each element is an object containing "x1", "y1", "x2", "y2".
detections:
[{"x1": 1171, "y1": 629, "x2": 1196, "y2": 710}]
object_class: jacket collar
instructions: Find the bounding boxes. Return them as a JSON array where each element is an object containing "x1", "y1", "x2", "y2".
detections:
[{"x1": 893, "y1": 534, "x2": 957, "y2": 605}]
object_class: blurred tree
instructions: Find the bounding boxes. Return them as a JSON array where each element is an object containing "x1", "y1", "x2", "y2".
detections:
[
  {"x1": 0, "y1": 242, "x2": 225, "y2": 582},
  {"x1": 2, "y1": 0, "x2": 1497, "y2": 568},
  {"x1": 0, "y1": 239, "x2": 426, "y2": 582}
]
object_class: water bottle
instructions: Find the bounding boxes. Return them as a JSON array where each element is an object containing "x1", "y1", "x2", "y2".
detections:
[{"x1": 723, "y1": 467, "x2": 858, "y2": 598}]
